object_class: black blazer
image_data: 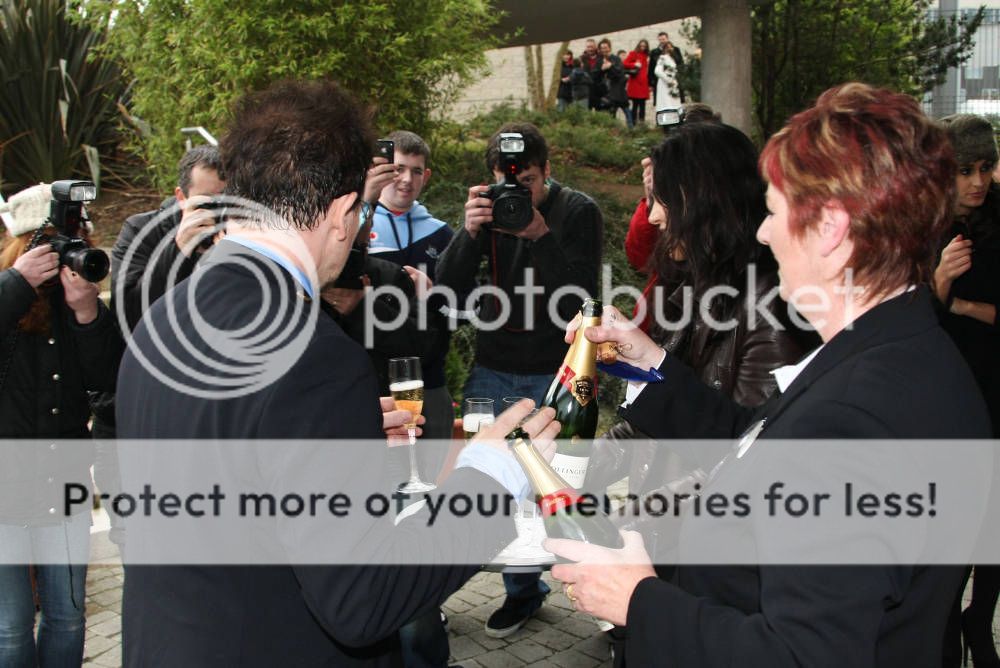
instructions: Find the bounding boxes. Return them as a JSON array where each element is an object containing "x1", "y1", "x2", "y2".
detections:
[
  {"x1": 621, "y1": 287, "x2": 990, "y2": 667},
  {"x1": 116, "y1": 241, "x2": 515, "y2": 666}
]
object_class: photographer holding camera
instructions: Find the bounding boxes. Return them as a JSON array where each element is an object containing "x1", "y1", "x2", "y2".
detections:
[
  {"x1": 0, "y1": 182, "x2": 123, "y2": 667},
  {"x1": 435, "y1": 122, "x2": 604, "y2": 635}
]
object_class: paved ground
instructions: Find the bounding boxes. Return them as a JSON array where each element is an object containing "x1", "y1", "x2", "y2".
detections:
[
  {"x1": 82, "y1": 564, "x2": 612, "y2": 668},
  {"x1": 77, "y1": 514, "x2": 994, "y2": 668},
  {"x1": 80, "y1": 515, "x2": 612, "y2": 668}
]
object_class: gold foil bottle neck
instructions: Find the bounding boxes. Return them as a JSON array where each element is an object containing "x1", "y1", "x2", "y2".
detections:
[{"x1": 508, "y1": 434, "x2": 571, "y2": 498}]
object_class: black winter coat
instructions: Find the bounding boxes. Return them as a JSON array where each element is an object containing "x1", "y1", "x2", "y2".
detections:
[
  {"x1": 939, "y1": 185, "x2": 1000, "y2": 433},
  {"x1": 603, "y1": 55, "x2": 628, "y2": 105},
  {"x1": 0, "y1": 267, "x2": 124, "y2": 521},
  {"x1": 622, "y1": 288, "x2": 989, "y2": 667}
]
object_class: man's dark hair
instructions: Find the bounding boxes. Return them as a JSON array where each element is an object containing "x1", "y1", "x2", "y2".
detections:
[
  {"x1": 485, "y1": 122, "x2": 548, "y2": 172},
  {"x1": 387, "y1": 130, "x2": 430, "y2": 165},
  {"x1": 177, "y1": 145, "x2": 223, "y2": 197},
  {"x1": 598, "y1": 38, "x2": 611, "y2": 50},
  {"x1": 658, "y1": 31, "x2": 669, "y2": 38},
  {"x1": 220, "y1": 79, "x2": 373, "y2": 230},
  {"x1": 681, "y1": 103, "x2": 722, "y2": 125}
]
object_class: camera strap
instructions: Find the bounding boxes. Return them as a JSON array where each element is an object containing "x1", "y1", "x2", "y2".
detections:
[{"x1": 383, "y1": 207, "x2": 414, "y2": 253}]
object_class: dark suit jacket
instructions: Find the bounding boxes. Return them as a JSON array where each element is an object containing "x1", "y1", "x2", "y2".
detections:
[
  {"x1": 116, "y1": 241, "x2": 515, "y2": 666},
  {"x1": 621, "y1": 287, "x2": 990, "y2": 667}
]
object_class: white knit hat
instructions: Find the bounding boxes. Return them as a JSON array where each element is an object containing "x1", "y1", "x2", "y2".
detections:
[{"x1": 0, "y1": 183, "x2": 52, "y2": 237}]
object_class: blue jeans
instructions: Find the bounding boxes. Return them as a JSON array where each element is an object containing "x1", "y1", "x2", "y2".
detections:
[
  {"x1": 463, "y1": 366, "x2": 553, "y2": 605},
  {"x1": 0, "y1": 513, "x2": 89, "y2": 668},
  {"x1": 502, "y1": 571, "x2": 550, "y2": 606},
  {"x1": 462, "y1": 365, "x2": 551, "y2": 411}
]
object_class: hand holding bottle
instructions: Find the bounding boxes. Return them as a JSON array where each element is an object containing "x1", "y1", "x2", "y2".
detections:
[
  {"x1": 545, "y1": 531, "x2": 657, "y2": 626},
  {"x1": 566, "y1": 304, "x2": 665, "y2": 372}
]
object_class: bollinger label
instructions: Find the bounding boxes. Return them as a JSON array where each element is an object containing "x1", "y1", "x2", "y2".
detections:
[{"x1": 550, "y1": 453, "x2": 589, "y2": 489}]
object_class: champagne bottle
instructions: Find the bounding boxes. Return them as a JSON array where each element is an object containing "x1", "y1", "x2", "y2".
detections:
[
  {"x1": 507, "y1": 427, "x2": 623, "y2": 549},
  {"x1": 543, "y1": 298, "x2": 601, "y2": 488}
]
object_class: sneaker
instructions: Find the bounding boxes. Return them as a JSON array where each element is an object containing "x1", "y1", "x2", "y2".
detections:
[{"x1": 484, "y1": 594, "x2": 546, "y2": 638}]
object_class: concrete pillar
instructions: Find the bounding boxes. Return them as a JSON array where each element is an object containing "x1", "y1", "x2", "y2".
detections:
[
  {"x1": 701, "y1": 0, "x2": 753, "y2": 135},
  {"x1": 931, "y1": 0, "x2": 960, "y2": 119}
]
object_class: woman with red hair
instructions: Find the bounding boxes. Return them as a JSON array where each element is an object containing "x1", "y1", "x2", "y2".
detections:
[{"x1": 546, "y1": 83, "x2": 990, "y2": 666}]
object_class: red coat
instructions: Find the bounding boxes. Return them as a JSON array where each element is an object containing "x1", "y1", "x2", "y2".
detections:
[
  {"x1": 623, "y1": 51, "x2": 650, "y2": 100},
  {"x1": 625, "y1": 198, "x2": 660, "y2": 331}
]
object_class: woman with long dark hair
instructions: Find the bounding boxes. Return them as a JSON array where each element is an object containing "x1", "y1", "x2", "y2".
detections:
[
  {"x1": 0, "y1": 184, "x2": 123, "y2": 667},
  {"x1": 588, "y1": 121, "x2": 808, "y2": 550},
  {"x1": 586, "y1": 120, "x2": 810, "y2": 668}
]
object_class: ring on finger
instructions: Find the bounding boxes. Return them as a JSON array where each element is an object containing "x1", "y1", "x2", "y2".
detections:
[{"x1": 566, "y1": 583, "x2": 577, "y2": 603}]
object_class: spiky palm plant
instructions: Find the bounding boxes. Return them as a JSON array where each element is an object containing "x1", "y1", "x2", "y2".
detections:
[{"x1": 0, "y1": 0, "x2": 124, "y2": 195}]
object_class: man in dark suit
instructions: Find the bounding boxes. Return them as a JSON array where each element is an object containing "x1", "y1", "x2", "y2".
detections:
[
  {"x1": 545, "y1": 84, "x2": 992, "y2": 666},
  {"x1": 115, "y1": 79, "x2": 559, "y2": 666}
]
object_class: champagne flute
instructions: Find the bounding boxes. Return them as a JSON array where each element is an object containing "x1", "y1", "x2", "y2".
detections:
[
  {"x1": 388, "y1": 357, "x2": 434, "y2": 493},
  {"x1": 462, "y1": 398, "x2": 495, "y2": 440}
]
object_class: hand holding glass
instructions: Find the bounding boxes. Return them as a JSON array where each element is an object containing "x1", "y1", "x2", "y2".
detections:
[{"x1": 388, "y1": 357, "x2": 434, "y2": 493}]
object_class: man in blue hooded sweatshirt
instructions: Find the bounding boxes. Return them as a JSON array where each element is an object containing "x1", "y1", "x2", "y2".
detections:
[{"x1": 363, "y1": 130, "x2": 454, "y2": 445}]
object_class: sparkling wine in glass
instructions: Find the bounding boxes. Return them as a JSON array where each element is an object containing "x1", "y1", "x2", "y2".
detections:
[
  {"x1": 462, "y1": 398, "x2": 495, "y2": 440},
  {"x1": 388, "y1": 357, "x2": 434, "y2": 493}
]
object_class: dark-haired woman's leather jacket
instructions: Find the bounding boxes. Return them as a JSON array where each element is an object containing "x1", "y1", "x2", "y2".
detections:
[{"x1": 584, "y1": 269, "x2": 814, "y2": 534}]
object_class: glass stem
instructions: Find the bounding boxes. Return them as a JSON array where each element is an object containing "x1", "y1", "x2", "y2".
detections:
[{"x1": 406, "y1": 426, "x2": 421, "y2": 483}]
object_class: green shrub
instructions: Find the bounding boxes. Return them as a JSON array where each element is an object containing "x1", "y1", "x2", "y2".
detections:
[
  {"x1": 0, "y1": 0, "x2": 124, "y2": 195},
  {"x1": 84, "y1": 0, "x2": 501, "y2": 190}
]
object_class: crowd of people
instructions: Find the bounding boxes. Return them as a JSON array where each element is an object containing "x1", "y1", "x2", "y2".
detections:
[
  {"x1": 556, "y1": 32, "x2": 686, "y2": 127},
  {"x1": 0, "y1": 76, "x2": 999, "y2": 668}
]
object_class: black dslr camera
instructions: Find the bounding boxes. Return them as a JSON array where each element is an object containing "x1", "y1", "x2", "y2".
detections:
[
  {"x1": 482, "y1": 132, "x2": 533, "y2": 231},
  {"x1": 48, "y1": 180, "x2": 109, "y2": 283}
]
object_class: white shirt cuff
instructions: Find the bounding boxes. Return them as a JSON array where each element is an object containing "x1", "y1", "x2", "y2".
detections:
[{"x1": 455, "y1": 442, "x2": 529, "y2": 500}]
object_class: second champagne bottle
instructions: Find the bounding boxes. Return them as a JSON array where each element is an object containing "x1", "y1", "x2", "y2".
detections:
[{"x1": 542, "y1": 298, "x2": 602, "y2": 488}]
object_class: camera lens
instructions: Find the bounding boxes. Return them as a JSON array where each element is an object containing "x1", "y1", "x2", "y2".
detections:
[
  {"x1": 492, "y1": 190, "x2": 533, "y2": 231},
  {"x1": 65, "y1": 247, "x2": 110, "y2": 283}
]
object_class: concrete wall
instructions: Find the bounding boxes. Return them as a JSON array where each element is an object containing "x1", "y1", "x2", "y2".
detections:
[{"x1": 444, "y1": 19, "x2": 697, "y2": 122}]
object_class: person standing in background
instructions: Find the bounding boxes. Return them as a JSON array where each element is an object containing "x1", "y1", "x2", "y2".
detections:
[
  {"x1": 934, "y1": 113, "x2": 1000, "y2": 668},
  {"x1": 649, "y1": 31, "x2": 685, "y2": 109},
  {"x1": 0, "y1": 183, "x2": 124, "y2": 668},
  {"x1": 582, "y1": 39, "x2": 605, "y2": 111},
  {"x1": 362, "y1": 130, "x2": 455, "y2": 444},
  {"x1": 599, "y1": 38, "x2": 631, "y2": 127},
  {"x1": 623, "y1": 40, "x2": 651, "y2": 126},
  {"x1": 570, "y1": 58, "x2": 593, "y2": 110},
  {"x1": 557, "y1": 50, "x2": 574, "y2": 112},
  {"x1": 436, "y1": 122, "x2": 604, "y2": 638}
]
